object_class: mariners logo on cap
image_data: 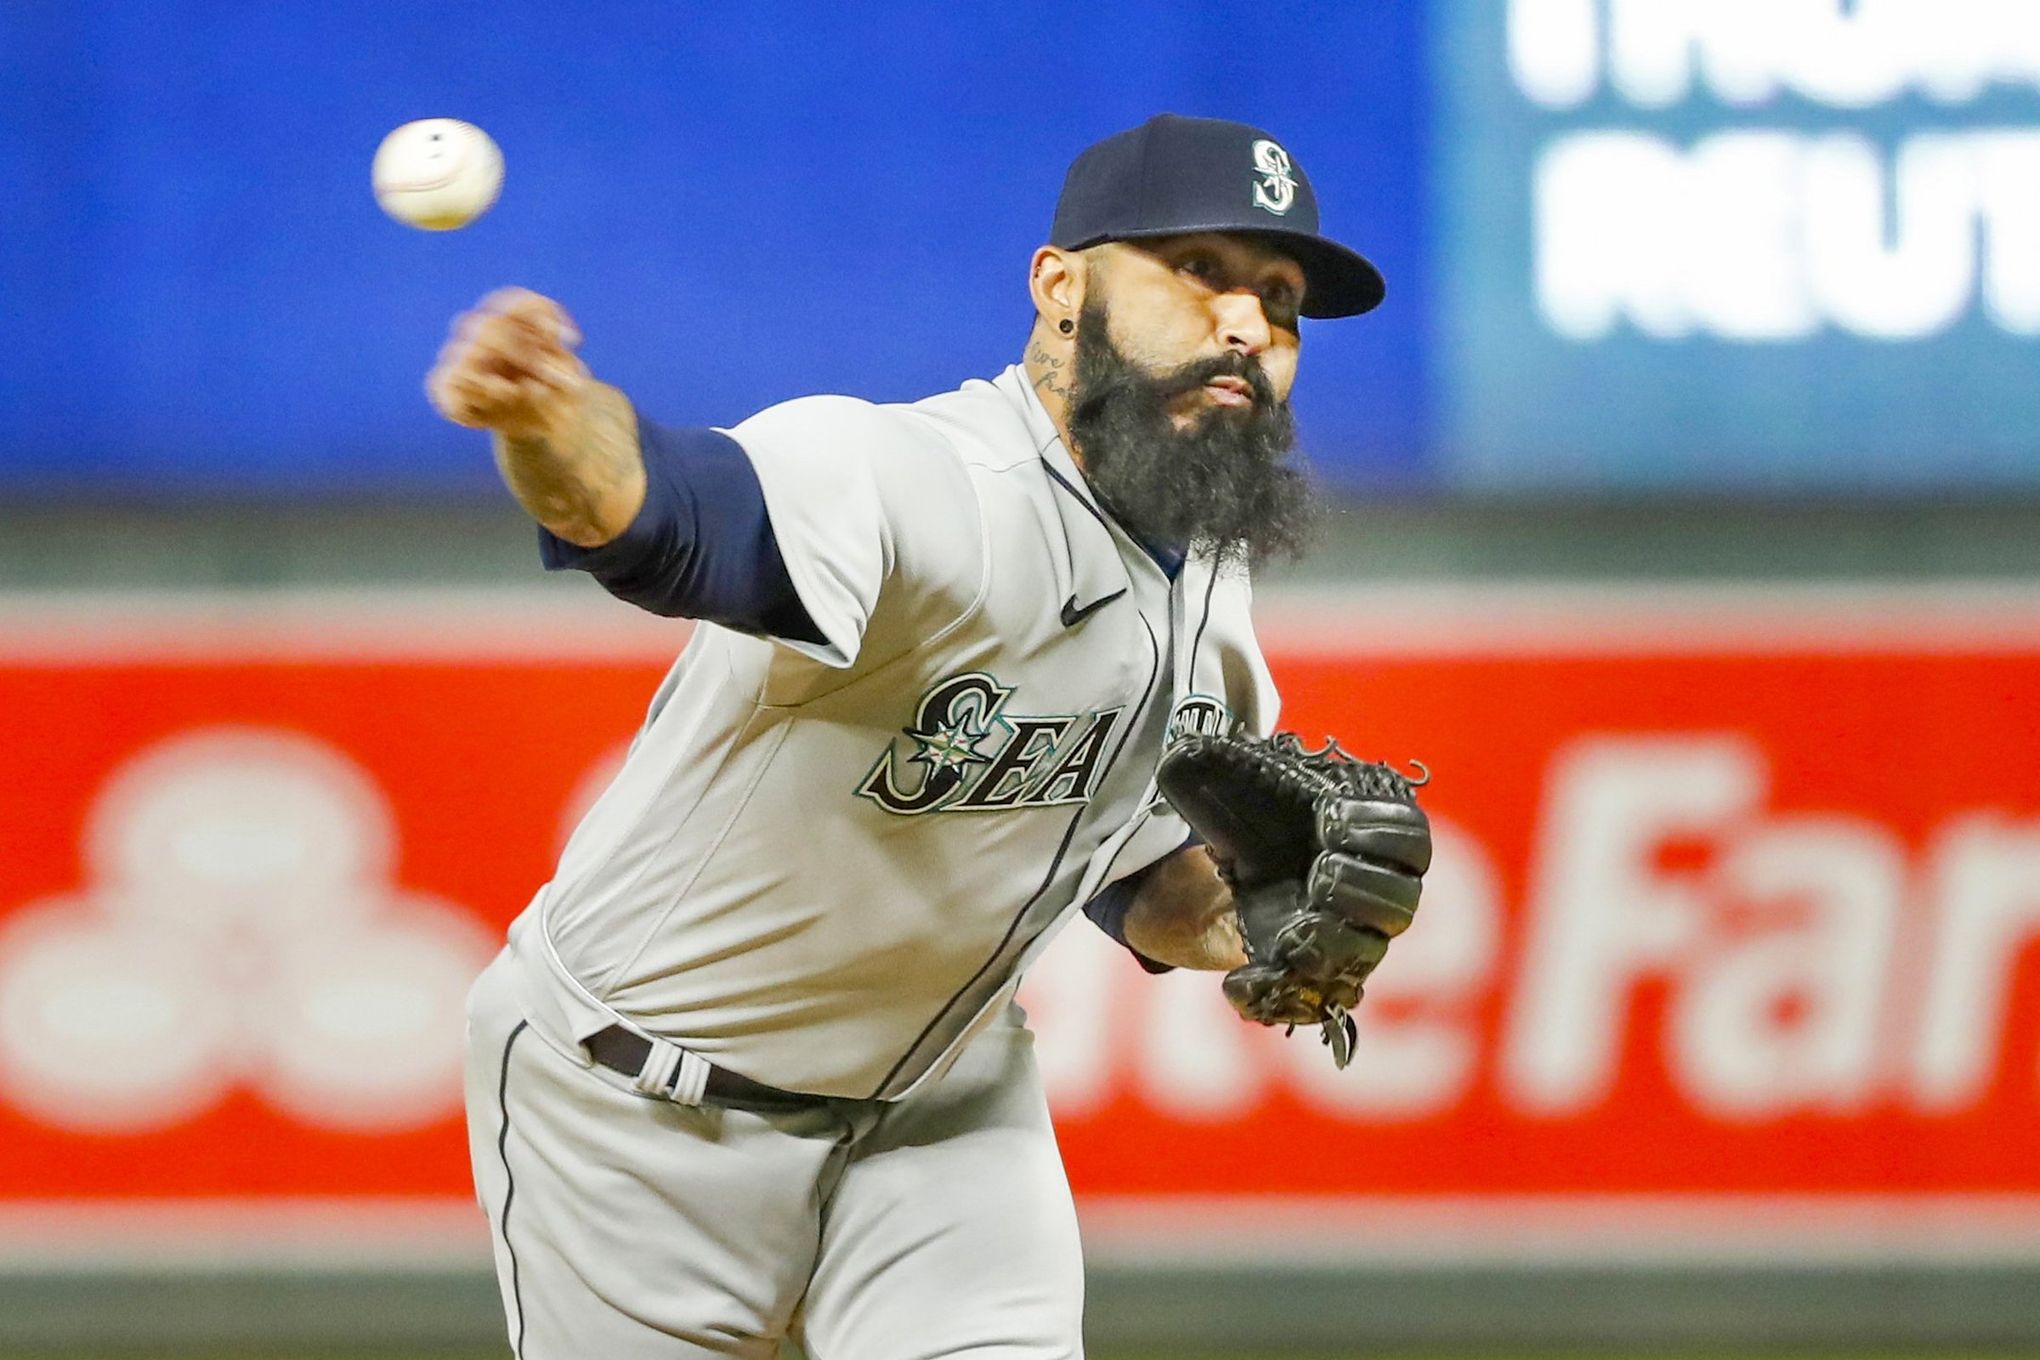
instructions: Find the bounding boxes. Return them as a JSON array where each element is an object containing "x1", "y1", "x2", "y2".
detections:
[{"x1": 1250, "y1": 139, "x2": 1297, "y2": 216}]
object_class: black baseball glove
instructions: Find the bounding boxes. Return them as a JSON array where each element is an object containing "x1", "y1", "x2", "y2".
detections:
[{"x1": 1155, "y1": 731, "x2": 1431, "y2": 1068}]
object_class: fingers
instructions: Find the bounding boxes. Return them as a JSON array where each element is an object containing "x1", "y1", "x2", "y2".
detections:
[
  {"x1": 434, "y1": 326, "x2": 583, "y2": 393},
  {"x1": 426, "y1": 288, "x2": 588, "y2": 432},
  {"x1": 465, "y1": 287, "x2": 581, "y2": 351},
  {"x1": 442, "y1": 300, "x2": 566, "y2": 373},
  {"x1": 428, "y1": 364, "x2": 527, "y2": 428},
  {"x1": 449, "y1": 305, "x2": 582, "y2": 379}
]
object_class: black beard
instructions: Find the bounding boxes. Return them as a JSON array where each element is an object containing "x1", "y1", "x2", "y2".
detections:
[{"x1": 1065, "y1": 300, "x2": 1318, "y2": 568}]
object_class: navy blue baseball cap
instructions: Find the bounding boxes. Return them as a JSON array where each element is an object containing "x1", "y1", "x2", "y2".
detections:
[{"x1": 1050, "y1": 114, "x2": 1385, "y2": 319}]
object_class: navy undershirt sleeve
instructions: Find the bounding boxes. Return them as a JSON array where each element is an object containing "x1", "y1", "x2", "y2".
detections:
[
  {"x1": 537, "y1": 413, "x2": 826, "y2": 645},
  {"x1": 1082, "y1": 834, "x2": 1205, "y2": 975}
]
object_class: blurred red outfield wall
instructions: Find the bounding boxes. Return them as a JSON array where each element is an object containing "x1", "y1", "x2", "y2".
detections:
[{"x1": 1, "y1": 590, "x2": 2036, "y2": 1240}]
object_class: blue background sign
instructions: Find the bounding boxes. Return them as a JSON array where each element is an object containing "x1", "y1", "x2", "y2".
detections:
[
  {"x1": 8, "y1": 1, "x2": 2040, "y2": 496},
  {"x1": 0, "y1": 2, "x2": 1431, "y2": 496},
  {"x1": 1432, "y1": 0, "x2": 2040, "y2": 490}
]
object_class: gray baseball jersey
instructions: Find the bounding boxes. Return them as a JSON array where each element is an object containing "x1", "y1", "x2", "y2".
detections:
[
  {"x1": 470, "y1": 362, "x2": 1282, "y2": 1358},
  {"x1": 498, "y1": 364, "x2": 1275, "y2": 1100}
]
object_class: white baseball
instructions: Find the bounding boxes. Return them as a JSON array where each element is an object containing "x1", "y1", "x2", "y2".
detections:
[{"x1": 372, "y1": 118, "x2": 503, "y2": 231}]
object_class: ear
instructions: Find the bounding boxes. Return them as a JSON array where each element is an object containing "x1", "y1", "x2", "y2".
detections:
[{"x1": 1028, "y1": 246, "x2": 1087, "y2": 330}]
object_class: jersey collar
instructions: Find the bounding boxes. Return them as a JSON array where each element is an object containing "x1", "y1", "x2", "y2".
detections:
[{"x1": 992, "y1": 364, "x2": 1136, "y2": 613}]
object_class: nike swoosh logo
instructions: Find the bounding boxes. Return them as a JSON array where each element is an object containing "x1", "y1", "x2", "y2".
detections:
[{"x1": 1060, "y1": 589, "x2": 1126, "y2": 629}]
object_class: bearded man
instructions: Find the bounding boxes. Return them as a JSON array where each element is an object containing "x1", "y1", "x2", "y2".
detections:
[{"x1": 428, "y1": 114, "x2": 1387, "y2": 1360}]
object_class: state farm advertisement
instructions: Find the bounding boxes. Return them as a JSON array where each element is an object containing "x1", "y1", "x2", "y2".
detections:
[{"x1": 1, "y1": 592, "x2": 2035, "y2": 1230}]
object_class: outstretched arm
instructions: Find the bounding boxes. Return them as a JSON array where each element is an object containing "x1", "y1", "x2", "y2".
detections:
[
  {"x1": 425, "y1": 288, "x2": 823, "y2": 643},
  {"x1": 427, "y1": 288, "x2": 646, "y2": 547}
]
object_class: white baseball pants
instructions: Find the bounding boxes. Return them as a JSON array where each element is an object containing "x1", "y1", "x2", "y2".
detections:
[{"x1": 464, "y1": 951, "x2": 1086, "y2": 1359}]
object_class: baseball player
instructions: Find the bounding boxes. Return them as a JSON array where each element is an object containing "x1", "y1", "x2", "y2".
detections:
[{"x1": 430, "y1": 114, "x2": 1399, "y2": 1359}]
